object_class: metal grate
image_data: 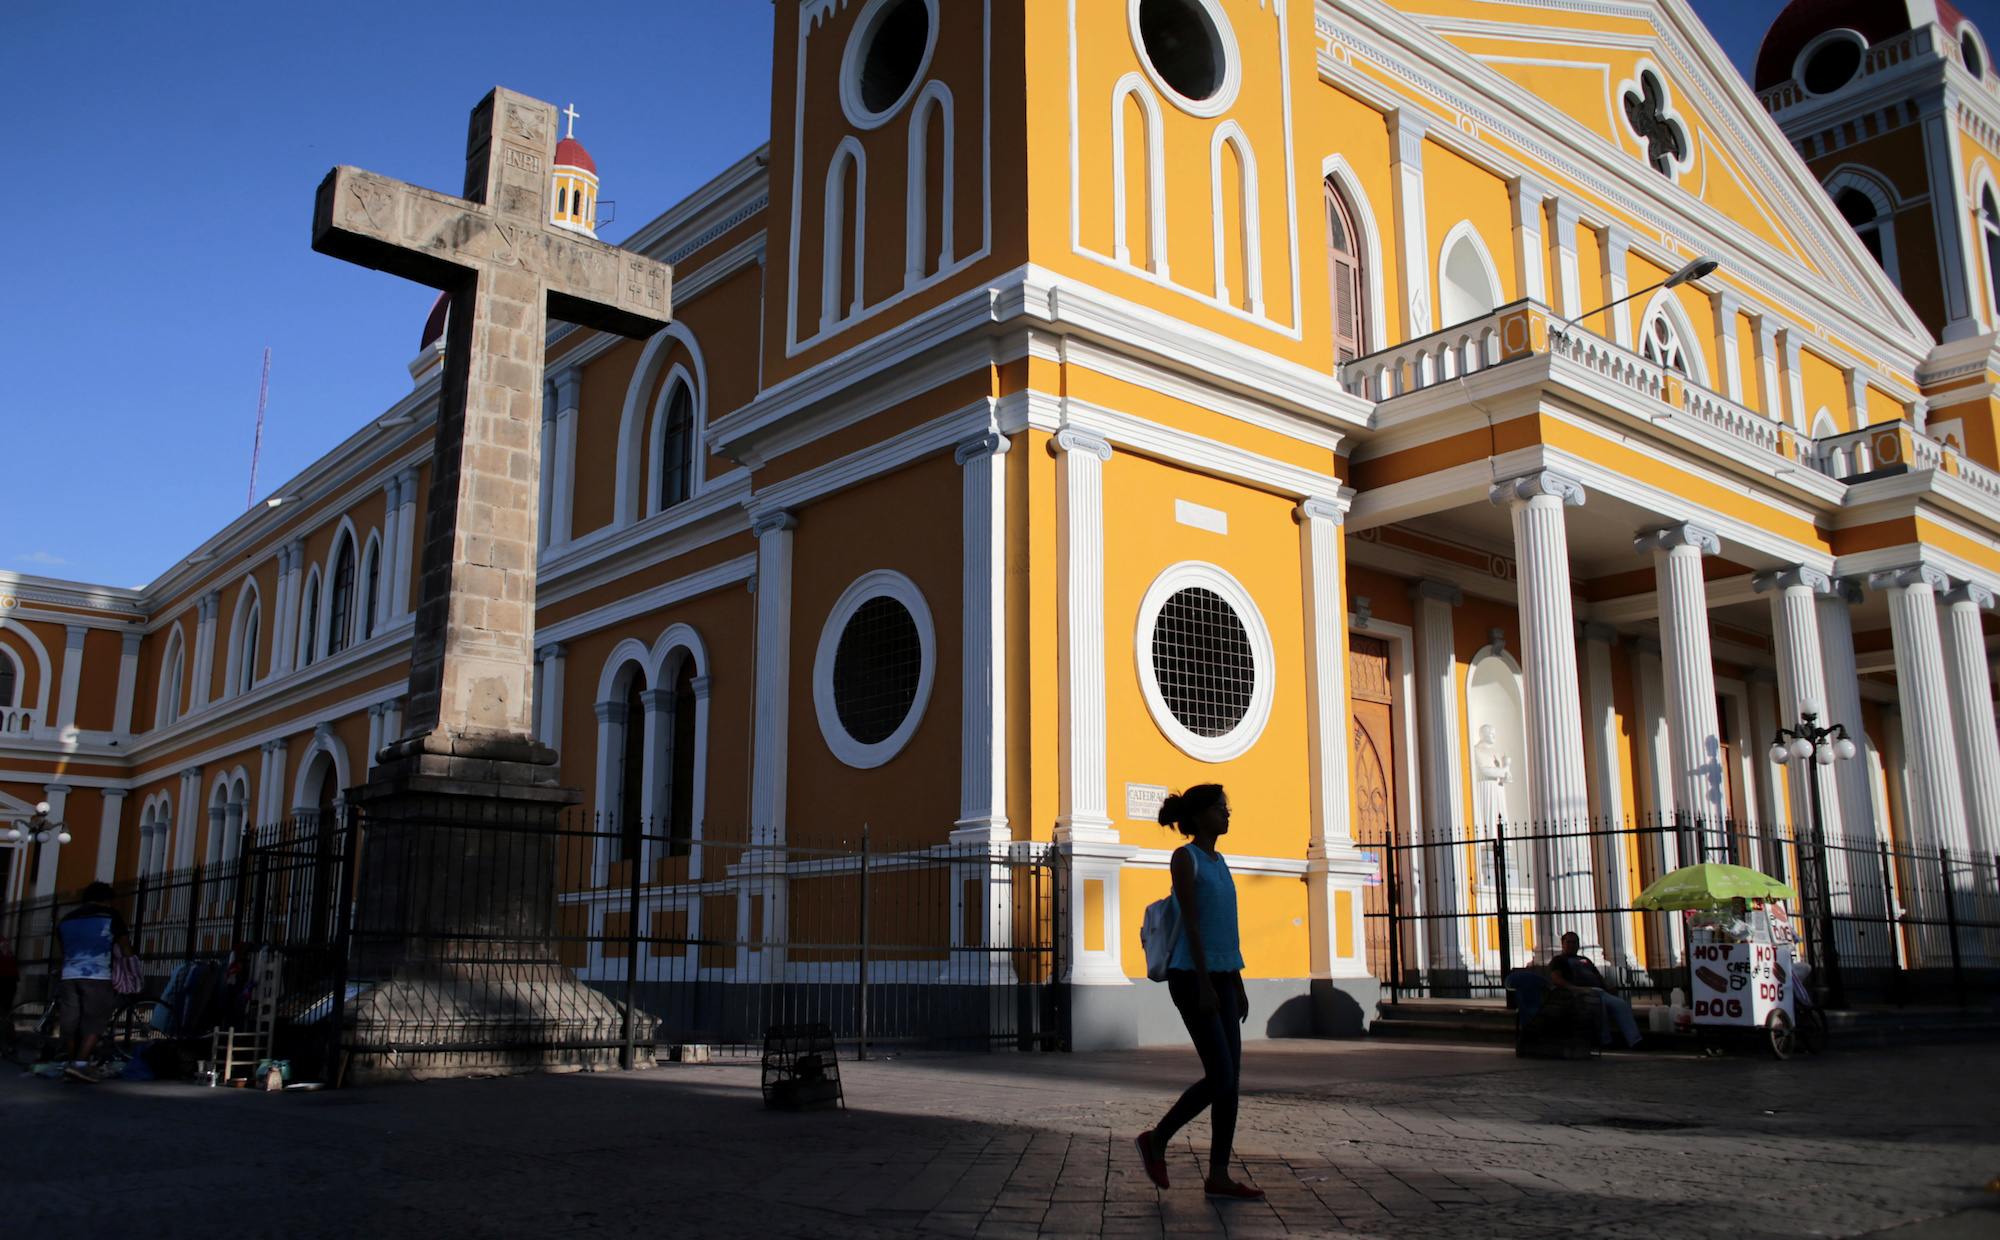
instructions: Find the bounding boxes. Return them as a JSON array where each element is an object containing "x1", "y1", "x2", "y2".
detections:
[
  {"x1": 1151, "y1": 587, "x2": 1254, "y2": 738},
  {"x1": 833, "y1": 595, "x2": 923, "y2": 745}
]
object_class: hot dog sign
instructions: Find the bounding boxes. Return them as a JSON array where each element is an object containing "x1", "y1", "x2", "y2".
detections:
[{"x1": 1690, "y1": 941, "x2": 1793, "y2": 1027}]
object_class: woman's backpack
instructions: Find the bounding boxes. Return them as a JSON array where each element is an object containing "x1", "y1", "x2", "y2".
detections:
[{"x1": 1139, "y1": 893, "x2": 1183, "y2": 982}]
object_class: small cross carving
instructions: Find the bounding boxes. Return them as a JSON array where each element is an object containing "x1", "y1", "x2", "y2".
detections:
[
  {"x1": 1623, "y1": 71, "x2": 1687, "y2": 176},
  {"x1": 312, "y1": 88, "x2": 672, "y2": 768}
]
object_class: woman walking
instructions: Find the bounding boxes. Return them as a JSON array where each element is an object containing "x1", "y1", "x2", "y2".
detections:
[{"x1": 1133, "y1": 784, "x2": 1264, "y2": 1200}]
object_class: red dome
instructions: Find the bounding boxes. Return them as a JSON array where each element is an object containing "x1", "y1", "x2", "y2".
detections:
[
  {"x1": 420, "y1": 291, "x2": 449, "y2": 351},
  {"x1": 555, "y1": 136, "x2": 596, "y2": 175},
  {"x1": 1754, "y1": 0, "x2": 1971, "y2": 90}
]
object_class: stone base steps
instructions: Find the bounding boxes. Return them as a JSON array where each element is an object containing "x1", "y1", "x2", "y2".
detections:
[{"x1": 1370, "y1": 999, "x2": 1519, "y2": 1045}]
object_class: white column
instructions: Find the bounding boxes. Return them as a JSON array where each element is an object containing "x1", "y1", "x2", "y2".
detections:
[
  {"x1": 1755, "y1": 567, "x2": 1844, "y2": 844},
  {"x1": 1637, "y1": 522, "x2": 1725, "y2": 831},
  {"x1": 1750, "y1": 316, "x2": 1783, "y2": 421},
  {"x1": 548, "y1": 368, "x2": 581, "y2": 551},
  {"x1": 1490, "y1": 470, "x2": 1594, "y2": 958},
  {"x1": 639, "y1": 687, "x2": 675, "y2": 859},
  {"x1": 189, "y1": 591, "x2": 220, "y2": 712},
  {"x1": 1509, "y1": 174, "x2": 1547, "y2": 303},
  {"x1": 378, "y1": 473, "x2": 401, "y2": 631},
  {"x1": 537, "y1": 643, "x2": 568, "y2": 753},
  {"x1": 1745, "y1": 667, "x2": 1786, "y2": 858},
  {"x1": 393, "y1": 467, "x2": 419, "y2": 617},
  {"x1": 274, "y1": 539, "x2": 304, "y2": 674},
  {"x1": 264, "y1": 741, "x2": 287, "y2": 829},
  {"x1": 1630, "y1": 635, "x2": 1682, "y2": 967},
  {"x1": 1713, "y1": 290, "x2": 1745, "y2": 403},
  {"x1": 1778, "y1": 328, "x2": 1808, "y2": 429},
  {"x1": 1407, "y1": 579, "x2": 1467, "y2": 974},
  {"x1": 1917, "y1": 101, "x2": 1981, "y2": 340},
  {"x1": 953, "y1": 431, "x2": 1010, "y2": 843},
  {"x1": 174, "y1": 767, "x2": 203, "y2": 870},
  {"x1": 1864, "y1": 568, "x2": 1976, "y2": 852},
  {"x1": 1051, "y1": 427, "x2": 1131, "y2": 1004},
  {"x1": 1940, "y1": 583, "x2": 2000, "y2": 863},
  {"x1": 1816, "y1": 580, "x2": 1877, "y2": 843},
  {"x1": 1297, "y1": 496, "x2": 1368, "y2": 983},
  {"x1": 95, "y1": 789, "x2": 127, "y2": 883},
  {"x1": 34, "y1": 783, "x2": 70, "y2": 897},
  {"x1": 1548, "y1": 197, "x2": 1584, "y2": 319},
  {"x1": 112, "y1": 631, "x2": 141, "y2": 735},
  {"x1": 55, "y1": 624, "x2": 88, "y2": 740},
  {"x1": 1387, "y1": 110, "x2": 1432, "y2": 339},
  {"x1": 1581, "y1": 623, "x2": 1634, "y2": 967},
  {"x1": 1601, "y1": 225, "x2": 1634, "y2": 348},
  {"x1": 750, "y1": 510, "x2": 797, "y2": 848}
]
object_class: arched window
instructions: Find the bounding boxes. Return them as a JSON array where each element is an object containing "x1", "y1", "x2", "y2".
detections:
[
  {"x1": 360, "y1": 539, "x2": 381, "y2": 642},
  {"x1": 327, "y1": 537, "x2": 357, "y2": 656},
  {"x1": 1983, "y1": 187, "x2": 2000, "y2": 318},
  {"x1": 665, "y1": 657, "x2": 699, "y2": 855},
  {"x1": 159, "y1": 628, "x2": 186, "y2": 726},
  {"x1": 1439, "y1": 226, "x2": 1499, "y2": 327},
  {"x1": 1639, "y1": 302, "x2": 1691, "y2": 375},
  {"x1": 0, "y1": 649, "x2": 15, "y2": 709},
  {"x1": 1836, "y1": 189, "x2": 1884, "y2": 266},
  {"x1": 822, "y1": 143, "x2": 866, "y2": 331},
  {"x1": 618, "y1": 668, "x2": 647, "y2": 862},
  {"x1": 657, "y1": 381, "x2": 695, "y2": 512},
  {"x1": 300, "y1": 572, "x2": 321, "y2": 668},
  {"x1": 237, "y1": 601, "x2": 260, "y2": 696},
  {"x1": 1325, "y1": 181, "x2": 1368, "y2": 363}
]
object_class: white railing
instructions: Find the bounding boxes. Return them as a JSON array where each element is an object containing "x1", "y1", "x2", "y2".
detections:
[
  {"x1": 1803, "y1": 422, "x2": 2000, "y2": 502},
  {"x1": 1341, "y1": 311, "x2": 1507, "y2": 402},
  {"x1": 1, "y1": 708, "x2": 33, "y2": 734},
  {"x1": 1757, "y1": 27, "x2": 1931, "y2": 116}
]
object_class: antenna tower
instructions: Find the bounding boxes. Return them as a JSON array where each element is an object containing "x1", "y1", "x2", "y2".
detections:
[{"x1": 247, "y1": 346, "x2": 270, "y2": 510}]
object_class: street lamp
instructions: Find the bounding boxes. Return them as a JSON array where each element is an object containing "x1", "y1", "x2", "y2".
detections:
[
  {"x1": 1551, "y1": 255, "x2": 1721, "y2": 347},
  {"x1": 4, "y1": 800, "x2": 72, "y2": 845},
  {"x1": 1768, "y1": 698, "x2": 1853, "y2": 1008}
]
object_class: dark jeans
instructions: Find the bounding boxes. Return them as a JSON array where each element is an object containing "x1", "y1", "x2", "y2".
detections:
[{"x1": 1155, "y1": 969, "x2": 1242, "y2": 1180}]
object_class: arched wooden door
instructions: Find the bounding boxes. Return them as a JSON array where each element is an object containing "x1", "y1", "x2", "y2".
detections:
[{"x1": 1349, "y1": 634, "x2": 1398, "y2": 982}]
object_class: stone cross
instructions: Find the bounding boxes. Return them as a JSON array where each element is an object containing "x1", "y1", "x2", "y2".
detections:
[{"x1": 313, "y1": 87, "x2": 671, "y2": 772}]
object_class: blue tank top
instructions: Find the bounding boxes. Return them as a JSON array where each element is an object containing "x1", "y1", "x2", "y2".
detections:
[{"x1": 1167, "y1": 845, "x2": 1244, "y2": 972}]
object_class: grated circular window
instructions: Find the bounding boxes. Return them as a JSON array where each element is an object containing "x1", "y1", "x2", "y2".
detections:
[
  {"x1": 1136, "y1": 0, "x2": 1224, "y2": 102},
  {"x1": 842, "y1": 0, "x2": 934, "y2": 126},
  {"x1": 1152, "y1": 587, "x2": 1254, "y2": 738},
  {"x1": 1802, "y1": 38, "x2": 1861, "y2": 95},
  {"x1": 832, "y1": 594, "x2": 923, "y2": 745}
]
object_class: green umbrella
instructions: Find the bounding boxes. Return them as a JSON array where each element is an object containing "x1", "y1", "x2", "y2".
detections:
[{"x1": 1633, "y1": 863, "x2": 1797, "y2": 911}]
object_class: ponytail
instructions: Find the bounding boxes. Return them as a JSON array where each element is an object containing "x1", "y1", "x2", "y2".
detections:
[{"x1": 1157, "y1": 783, "x2": 1226, "y2": 836}]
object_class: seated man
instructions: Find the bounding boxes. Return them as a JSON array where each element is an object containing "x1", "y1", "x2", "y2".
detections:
[{"x1": 1549, "y1": 931, "x2": 1642, "y2": 1049}]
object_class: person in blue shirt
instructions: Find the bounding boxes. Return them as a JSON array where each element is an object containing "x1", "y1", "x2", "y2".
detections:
[
  {"x1": 54, "y1": 881, "x2": 131, "y2": 1082},
  {"x1": 1132, "y1": 784, "x2": 1263, "y2": 1201}
]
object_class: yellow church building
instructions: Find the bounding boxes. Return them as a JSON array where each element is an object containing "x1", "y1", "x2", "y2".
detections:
[{"x1": 4, "y1": 0, "x2": 1998, "y2": 1049}]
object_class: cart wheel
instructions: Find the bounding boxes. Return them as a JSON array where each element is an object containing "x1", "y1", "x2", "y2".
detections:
[
  {"x1": 1765, "y1": 1010, "x2": 1795, "y2": 1061},
  {"x1": 1797, "y1": 1005, "x2": 1829, "y2": 1055}
]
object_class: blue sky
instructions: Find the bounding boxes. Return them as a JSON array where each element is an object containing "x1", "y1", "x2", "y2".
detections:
[{"x1": 2, "y1": 1, "x2": 1780, "y2": 590}]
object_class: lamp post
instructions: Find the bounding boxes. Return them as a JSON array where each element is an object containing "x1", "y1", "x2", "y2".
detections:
[
  {"x1": 1768, "y1": 699, "x2": 1855, "y2": 1009},
  {"x1": 3, "y1": 800, "x2": 71, "y2": 846},
  {"x1": 1549, "y1": 255, "x2": 1720, "y2": 349}
]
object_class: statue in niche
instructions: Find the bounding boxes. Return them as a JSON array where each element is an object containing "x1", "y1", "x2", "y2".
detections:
[{"x1": 1471, "y1": 724, "x2": 1512, "y2": 830}]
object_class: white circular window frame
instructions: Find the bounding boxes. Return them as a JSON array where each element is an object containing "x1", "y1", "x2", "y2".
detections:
[
  {"x1": 839, "y1": 0, "x2": 940, "y2": 131},
  {"x1": 1793, "y1": 29, "x2": 1868, "y2": 97},
  {"x1": 1134, "y1": 561, "x2": 1274, "y2": 764},
  {"x1": 1127, "y1": 0, "x2": 1242, "y2": 119},
  {"x1": 814, "y1": 569, "x2": 936, "y2": 769}
]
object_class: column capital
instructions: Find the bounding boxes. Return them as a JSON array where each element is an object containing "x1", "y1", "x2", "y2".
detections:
[
  {"x1": 1049, "y1": 427, "x2": 1113, "y2": 462},
  {"x1": 100, "y1": 787, "x2": 129, "y2": 801},
  {"x1": 1579, "y1": 621, "x2": 1620, "y2": 646},
  {"x1": 1387, "y1": 108, "x2": 1429, "y2": 161},
  {"x1": 179, "y1": 766, "x2": 203, "y2": 780},
  {"x1": 594, "y1": 701, "x2": 628, "y2": 725},
  {"x1": 1407, "y1": 579, "x2": 1463, "y2": 606},
  {"x1": 1825, "y1": 576, "x2": 1865, "y2": 606},
  {"x1": 43, "y1": 782, "x2": 73, "y2": 795},
  {"x1": 1548, "y1": 194, "x2": 1583, "y2": 229},
  {"x1": 1294, "y1": 495, "x2": 1349, "y2": 525},
  {"x1": 1509, "y1": 172, "x2": 1548, "y2": 204},
  {"x1": 121, "y1": 630, "x2": 143, "y2": 655},
  {"x1": 1490, "y1": 470, "x2": 1585, "y2": 507},
  {"x1": 1714, "y1": 287, "x2": 1744, "y2": 316},
  {"x1": 1944, "y1": 582, "x2": 1996, "y2": 609},
  {"x1": 690, "y1": 674, "x2": 713, "y2": 700},
  {"x1": 1869, "y1": 564, "x2": 1951, "y2": 594},
  {"x1": 1635, "y1": 522, "x2": 1720, "y2": 556},
  {"x1": 1753, "y1": 565, "x2": 1833, "y2": 595},
  {"x1": 198, "y1": 591, "x2": 222, "y2": 622},
  {"x1": 1601, "y1": 223, "x2": 1634, "y2": 254},
  {"x1": 638, "y1": 688, "x2": 676, "y2": 714},
  {"x1": 954, "y1": 431, "x2": 1010, "y2": 464},
  {"x1": 751, "y1": 509, "x2": 799, "y2": 538},
  {"x1": 536, "y1": 642, "x2": 569, "y2": 661}
]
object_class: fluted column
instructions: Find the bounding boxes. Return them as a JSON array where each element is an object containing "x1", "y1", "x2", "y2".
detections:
[
  {"x1": 1869, "y1": 566, "x2": 1968, "y2": 855},
  {"x1": 1407, "y1": 579, "x2": 1467, "y2": 975},
  {"x1": 1490, "y1": 470, "x2": 1593, "y2": 958},
  {"x1": 1940, "y1": 583, "x2": 2000, "y2": 863},
  {"x1": 1755, "y1": 567, "x2": 1844, "y2": 846},
  {"x1": 95, "y1": 789, "x2": 127, "y2": 883},
  {"x1": 750, "y1": 510, "x2": 798, "y2": 849},
  {"x1": 1297, "y1": 496, "x2": 1369, "y2": 984},
  {"x1": 953, "y1": 431, "x2": 1010, "y2": 844},
  {"x1": 1816, "y1": 580, "x2": 1877, "y2": 844},
  {"x1": 1638, "y1": 522, "x2": 1726, "y2": 836},
  {"x1": 189, "y1": 591, "x2": 221, "y2": 712}
]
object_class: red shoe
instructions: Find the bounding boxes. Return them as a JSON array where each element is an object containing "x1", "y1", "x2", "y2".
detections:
[
  {"x1": 1133, "y1": 1132, "x2": 1169, "y2": 1189},
  {"x1": 1204, "y1": 1178, "x2": 1266, "y2": 1200}
]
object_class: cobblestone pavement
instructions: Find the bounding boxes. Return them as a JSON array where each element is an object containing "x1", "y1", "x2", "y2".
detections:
[{"x1": 4, "y1": 1038, "x2": 1996, "y2": 1240}]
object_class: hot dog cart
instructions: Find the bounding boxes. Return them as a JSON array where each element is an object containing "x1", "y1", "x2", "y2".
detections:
[{"x1": 1634, "y1": 863, "x2": 1804, "y2": 1059}]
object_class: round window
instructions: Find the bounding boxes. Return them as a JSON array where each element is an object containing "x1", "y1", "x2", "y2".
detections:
[
  {"x1": 1128, "y1": 0, "x2": 1240, "y2": 117},
  {"x1": 841, "y1": 0, "x2": 936, "y2": 128},
  {"x1": 1135, "y1": 563, "x2": 1273, "y2": 762},
  {"x1": 1800, "y1": 33, "x2": 1863, "y2": 95},
  {"x1": 814, "y1": 571, "x2": 936, "y2": 768},
  {"x1": 1965, "y1": 32, "x2": 1986, "y2": 81}
]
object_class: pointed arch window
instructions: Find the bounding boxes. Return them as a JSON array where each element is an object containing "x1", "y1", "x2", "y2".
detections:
[
  {"x1": 327, "y1": 537, "x2": 357, "y2": 656},
  {"x1": 1639, "y1": 303, "x2": 1691, "y2": 375},
  {"x1": 237, "y1": 601, "x2": 260, "y2": 696},
  {"x1": 1837, "y1": 189, "x2": 1884, "y2": 266},
  {"x1": 657, "y1": 381, "x2": 695, "y2": 511},
  {"x1": 665, "y1": 657, "x2": 699, "y2": 856},
  {"x1": 0, "y1": 649, "x2": 15, "y2": 709},
  {"x1": 360, "y1": 540, "x2": 381, "y2": 641},
  {"x1": 617, "y1": 668, "x2": 647, "y2": 862},
  {"x1": 1325, "y1": 181, "x2": 1367, "y2": 364},
  {"x1": 159, "y1": 629, "x2": 186, "y2": 726},
  {"x1": 301, "y1": 573, "x2": 321, "y2": 668},
  {"x1": 1983, "y1": 187, "x2": 2000, "y2": 318}
]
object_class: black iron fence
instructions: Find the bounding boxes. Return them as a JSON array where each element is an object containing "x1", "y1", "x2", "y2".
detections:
[{"x1": 1368, "y1": 814, "x2": 2000, "y2": 1007}]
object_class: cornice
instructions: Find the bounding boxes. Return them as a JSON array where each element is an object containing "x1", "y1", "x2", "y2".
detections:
[{"x1": 535, "y1": 468, "x2": 755, "y2": 610}]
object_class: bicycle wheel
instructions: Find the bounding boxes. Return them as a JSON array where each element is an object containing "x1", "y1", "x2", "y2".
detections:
[
  {"x1": 102, "y1": 999, "x2": 167, "y2": 1063},
  {"x1": 1796, "y1": 1004, "x2": 1829, "y2": 1055},
  {"x1": 7, "y1": 1001, "x2": 56, "y2": 1063}
]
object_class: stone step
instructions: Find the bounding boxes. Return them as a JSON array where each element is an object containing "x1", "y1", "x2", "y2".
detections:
[{"x1": 1369, "y1": 1016, "x2": 1518, "y2": 1045}]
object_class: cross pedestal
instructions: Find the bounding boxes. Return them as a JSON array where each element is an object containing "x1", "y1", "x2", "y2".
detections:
[{"x1": 312, "y1": 88, "x2": 672, "y2": 1080}]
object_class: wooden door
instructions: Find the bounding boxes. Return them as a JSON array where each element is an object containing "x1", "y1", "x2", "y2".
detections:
[{"x1": 1349, "y1": 635, "x2": 1397, "y2": 980}]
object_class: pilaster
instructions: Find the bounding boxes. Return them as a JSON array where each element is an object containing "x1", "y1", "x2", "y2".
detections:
[
  {"x1": 750, "y1": 510, "x2": 798, "y2": 847},
  {"x1": 1509, "y1": 175, "x2": 1547, "y2": 303},
  {"x1": 1408, "y1": 578, "x2": 1467, "y2": 975},
  {"x1": 1601, "y1": 224, "x2": 1634, "y2": 348},
  {"x1": 55, "y1": 624, "x2": 88, "y2": 740},
  {"x1": 190, "y1": 592, "x2": 220, "y2": 712},
  {"x1": 1778, "y1": 328, "x2": 1807, "y2": 429},
  {"x1": 536, "y1": 643, "x2": 568, "y2": 752},
  {"x1": 1298, "y1": 495, "x2": 1368, "y2": 981},
  {"x1": 1388, "y1": 110, "x2": 1432, "y2": 338},
  {"x1": 1751, "y1": 316, "x2": 1783, "y2": 421},
  {"x1": 34, "y1": 783, "x2": 71, "y2": 897},
  {"x1": 96, "y1": 788, "x2": 127, "y2": 883},
  {"x1": 953, "y1": 431, "x2": 1010, "y2": 843},
  {"x1": 379, "y1": 473, "x2": 402, "y2": 631},
  {"x1": 1052, "y1": 428, "x2": 1116, "y2": 841},
  {"x1": 1713, "y1": 289, "x2": 1744, "y2": 403},
  {"x1": 394, "y1": 467, "x2": 419, "y2": 617},
  {"x1": 1547, "y1": 196, "x2": 1584, "y2": 319},
  {"x1": 112, "y1": 631, "x2": 141, "y2": 736}
]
